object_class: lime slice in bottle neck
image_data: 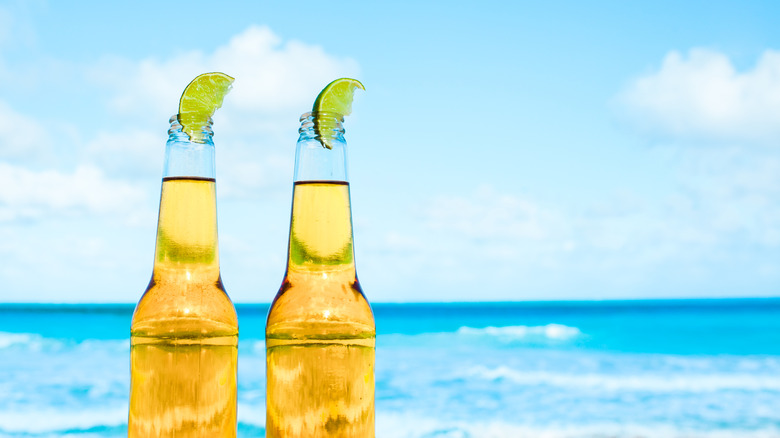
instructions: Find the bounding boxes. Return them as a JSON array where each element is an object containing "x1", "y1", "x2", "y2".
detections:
[
  {"x1": 312, "y1": 78, "x2": 364, "y2": 149},
  {"x1": 178, "y1": 72, "x2": 234, "y2": 143}
]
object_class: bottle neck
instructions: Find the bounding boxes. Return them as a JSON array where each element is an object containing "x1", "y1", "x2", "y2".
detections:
[
  {"x1": 286, "y1": 112, "x2": 355, "y2": 276},
  {"x1": 152, "y1": 116, "x2": 220, "y2": 283},
  {"x1": 163, "y1": 116, "x2": 215, "y2": 178},
  {"x1": 294, "y1": 112, "x2": 347, "y2": 182}
]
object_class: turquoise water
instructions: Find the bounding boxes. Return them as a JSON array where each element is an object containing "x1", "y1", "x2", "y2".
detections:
[{"x1": 0, "y1": 299, "x2": 778, "y2": 437}]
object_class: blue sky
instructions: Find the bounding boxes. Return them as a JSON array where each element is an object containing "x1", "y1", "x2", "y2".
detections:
[{"x1": 0, "y1": 1, "x2": 778, "y2": 302}]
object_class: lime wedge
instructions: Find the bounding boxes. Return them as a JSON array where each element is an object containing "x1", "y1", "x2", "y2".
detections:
[
  {"x1": 178, "y1": 72, "x2": 234, "y2": 142},
  {"x1": 313, "y1": 78, "x2": 364, "y2": 116},
  {"x1": 312, "y1": 78, "x2": 364, "y2": 149}
]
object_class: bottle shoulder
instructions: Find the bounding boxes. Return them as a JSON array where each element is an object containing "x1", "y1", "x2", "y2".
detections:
[
  {"x1": 266, "y1": 275, "x2": 375, "y2": 340},
  {"x1": 132, "y1": 277, "x2": 238, "y2": 338}
]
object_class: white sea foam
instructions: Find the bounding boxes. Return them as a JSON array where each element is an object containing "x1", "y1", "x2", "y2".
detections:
[
  {"x1": 0, "y1": 332, "x2": 130, "y2": 353},
  {"x1": 375, "y1": 412, "x2": 780, "y2": 438},
  {"x1": 0, "y1": 407, "x2": 127, "y2": 433},
  {"x1": 457, "y1": 324, "x2": 582, "y2": 341},
  {"x1": 0, "y1": 331, "x2": 40, "y2": 349},
  {"x1": 237, "y1": 403, "x2": 266, "y2": 427},
  {"x1": 462, "y1": 364, "x2": 780, "y2": 392},
  {"x1": 250, "y1": 340, "x2": 266, "y2": 354},
  {"x1": 77, "y1": 338, "x2": 129, "y2": 352}
]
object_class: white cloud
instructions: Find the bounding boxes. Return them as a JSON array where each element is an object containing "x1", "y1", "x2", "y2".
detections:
[
  {"x1": 216, "y1": 147, "x2": 291, "y2": 199},
  {"x1": 83, "y1": 128, "x2": 163, "y2": 178},
  {"x1": 89, "y1": 53, "x2": 205, "y2": 122},
  {"x1": 362, "y1": 165, "x2": 780, "y2": 300},
  {"x1": 84, "y1": 25, "x2": 359, "y2": 197},
  {"x1": 425, "y1": 185, "x2": 563, "y2": 242},
  {"x1": 363, "y1": 187, "x2": 574, "y2": 294},
  {"x1": 0, "y1": 101, "x2": 53, "y2": 162},
  {"x1": 0, "y1": 162, "x2": 147, "y2": 222},
  {"x1": 89, "y1": 25, "x2": 360, "y2": 129},
  {"x1": 593, "y1": 47, "x2": 780, "y2": 297},
  {"x1": 618, "y1": 48, "x2": 780, "y2": 142},
  {"x1": 673, "y1": 147, "x2": 780, "y2": 247}
]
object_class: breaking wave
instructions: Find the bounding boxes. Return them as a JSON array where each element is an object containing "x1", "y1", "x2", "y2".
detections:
[
  {"x1": 462, "y1": 364, "x2": 780, "y2": 392},
  {"x1": 0, "y1": 407, "x2": 127, "y2": 435},
  {"x1": 0, "y1": 332, "x2": 40, "y2": 349},
  {"x1": 457, "y1": 324, "x2": 582, "y2": 341}
]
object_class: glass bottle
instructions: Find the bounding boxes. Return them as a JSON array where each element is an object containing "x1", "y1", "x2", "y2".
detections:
[
  {"x1": 128, "y1": 116, "x2": 238, "y2": 437},
  {"x1": 265, "y1": 112, "x2": 376, "y2": 437}
]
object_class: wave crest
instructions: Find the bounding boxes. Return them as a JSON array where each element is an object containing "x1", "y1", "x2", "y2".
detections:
[
  {"x1": 457, "y1": 324, "x2": 582, "y2": 341},
  {"x1": 0, "y1": 332, "x2": 42, "y2": 349},
  {"x1": 463, "y1": 365, "x2": 780, "y2": 392},
  {"x1": 0, "y1": 407, "x2": 127, "y2": 434},
  {"x1": 375, "y1": 413, "x2": 780, "y2": 438}
]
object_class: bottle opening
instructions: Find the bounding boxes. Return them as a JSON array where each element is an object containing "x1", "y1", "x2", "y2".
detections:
[
  {"x1": 169, "y1": 114, "x2": 214, "y2": 143},
  {"x1": 300, "y1": 111, "x2": 345, "y2": 123}
]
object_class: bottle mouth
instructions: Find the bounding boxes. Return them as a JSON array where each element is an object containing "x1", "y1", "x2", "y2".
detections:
[
  {"x1": 300, "y1": 111, "x2": 344, "y2": 122},
  {"x1": 169, "y1": 114, "x2": 214, "y2": 140},
  {"x1": 299, "y1": 112, "x2": 345, "y2": 140}
]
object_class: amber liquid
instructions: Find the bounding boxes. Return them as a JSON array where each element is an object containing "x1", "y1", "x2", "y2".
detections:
[
  {"x1": 129, "y1": 177, "x2": 238, "y2": 438},
  {"x1": 266, "y1": 181, "x2": 376, "y2": 437}
]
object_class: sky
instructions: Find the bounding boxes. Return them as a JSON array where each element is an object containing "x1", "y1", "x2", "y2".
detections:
[{"x1": 0, "y1": 0, "x2": 778, "y2": 303}]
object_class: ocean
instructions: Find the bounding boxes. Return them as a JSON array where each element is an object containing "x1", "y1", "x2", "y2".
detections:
[{"x1": 0, "y1": 299, "x2": 778, "y2": 437}]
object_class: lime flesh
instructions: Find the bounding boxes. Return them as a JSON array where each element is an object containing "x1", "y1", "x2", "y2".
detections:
[{"x1": 178, "y1": 72, "x2": 234, "y2": 142}]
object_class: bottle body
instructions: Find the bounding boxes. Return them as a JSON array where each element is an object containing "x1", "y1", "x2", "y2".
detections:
[
  {"x1": 265, "y1": 114, "x2": 375, "y2": 437},
  {"x1": 129, "y1": 118, "x2": 238, "y2": 437}
]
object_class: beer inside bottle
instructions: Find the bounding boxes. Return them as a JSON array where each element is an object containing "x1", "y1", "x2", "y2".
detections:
[
  {"x1": 129, "y1": 116, "x2": 238, "y2": 437},
  {"x1": 266, "y1": 112, "x2": 376, "y2": 437}
]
